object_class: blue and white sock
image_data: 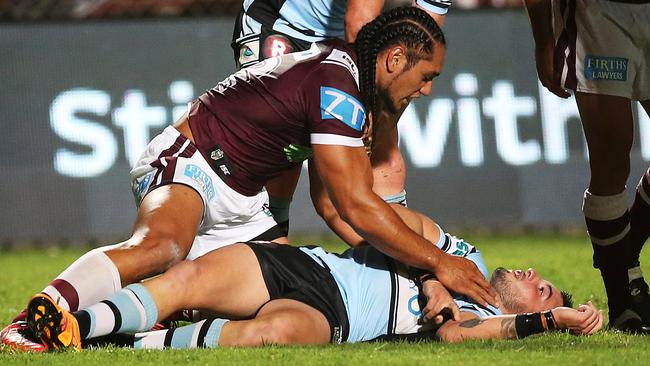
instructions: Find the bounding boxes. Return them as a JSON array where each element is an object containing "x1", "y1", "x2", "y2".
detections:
[
  {"x1": 74, "y1": 283, "x2": 158, "y2": 339},
  {"x1": 133, "y1": 318, "x2": 229, "y2": 349}
]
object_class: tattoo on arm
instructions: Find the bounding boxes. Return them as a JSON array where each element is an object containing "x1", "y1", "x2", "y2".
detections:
[
  {"x1": 458, "y1": 318, "x2": 484, "y2": 328},
  {"x1": 500, "y1": 318, "x2": 517, "y2": 339}
]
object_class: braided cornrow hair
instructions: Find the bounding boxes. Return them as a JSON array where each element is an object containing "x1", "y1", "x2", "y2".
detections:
[{"x1": 355, "y1": 6, "x2": 445, "y2": 126}]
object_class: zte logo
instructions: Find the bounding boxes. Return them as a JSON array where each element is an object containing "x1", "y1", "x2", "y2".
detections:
[{"x1": 319, "y1": 87, "x2": 366, "y2": 131}]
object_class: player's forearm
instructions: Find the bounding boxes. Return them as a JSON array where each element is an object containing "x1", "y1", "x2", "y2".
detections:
[
  {"x1": 438, "y1": 310, "x2": 560, "y2": 342},
  {"x1": 314, "y1": 198, "x2": 366, "y2": 247},
  {"x1": 309, "y1": 160, "x2": 365, "y2": 246},
  {"x1": 344, "y1": 0, "x2": 385, "y2": 42},
  {"x1": 340, "y1": 193, "x2": 443, "y2": 271},
  {"x1": 423, "y1": 11, "x2": 445, "y2": 28},
  {"x1": 437, "y1": 315, "x2": 518, "y2": 343},
  {"x1": 523, "y1": 0, "x2": 554, "y2": 46}
]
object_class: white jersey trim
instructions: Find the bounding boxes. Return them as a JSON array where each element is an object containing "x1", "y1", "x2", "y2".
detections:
[
  {"x1": 310, "y1": 133, "x2": 364, "y2": 147},
  {"x1": 416, "y1": 0, "x2": 451, "y2": 15},
  {"x1": 323, "y1": 49, "x2": 360, "y2": 88}
]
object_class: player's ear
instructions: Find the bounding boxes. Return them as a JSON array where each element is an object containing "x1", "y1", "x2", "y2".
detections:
[{"x1": 385, "y1": 45, "x2": 406, "y2": 74}]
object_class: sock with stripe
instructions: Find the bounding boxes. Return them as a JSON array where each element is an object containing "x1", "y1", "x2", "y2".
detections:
[
  {"x1": 39, "y1": 247, "x2": 122, "y2": 313},
  {"x1": 74, "y1": 283, "x2": 158, "y2": 340},
  {"x1": 582, "y1": 189, "x2": 633, "y2": 320},
  {"x1": 132, "y1": 318, "x2": 229, "y2": 349},
  {"x1": 630, "y1": 168, "x2": 650, "y2": 264}
]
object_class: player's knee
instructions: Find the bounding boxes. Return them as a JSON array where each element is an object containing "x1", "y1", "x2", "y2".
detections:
[
  {"x1": 159, "y1": 260, "x2": 200, "y2": 297},
  {"x1": 241, "y1": 316, "x2": 299, "y2": 346},
  {"x1": 263, "y1": 316, "x2": 299, "y2": 344}
]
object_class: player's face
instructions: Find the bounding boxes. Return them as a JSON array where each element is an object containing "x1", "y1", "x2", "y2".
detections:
[
  {"x1": 490, "y1": 267, "x2": 564, "y2": 314},
  {"x1": 378, "y1": 43, "x2": 445, "y2": 115}
]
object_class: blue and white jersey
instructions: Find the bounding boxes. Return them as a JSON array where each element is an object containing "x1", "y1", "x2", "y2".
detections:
[
  {"x1": 454, "y1": 297, "x2": 501, "y2": 318},
  {"x1": 300, "y1": 227, "x2": 496, "y2": 343},
  {"x1": 241, "y1": 0, "x2": 452, "y2": 43}
]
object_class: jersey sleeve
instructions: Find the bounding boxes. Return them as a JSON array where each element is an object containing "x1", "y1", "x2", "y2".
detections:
[
  {"x1": 454, "y1": 298, "x2": 501, "y2": 318},
  {"x1": 415, "y1": 0, "x2": 452, "y2": 15},
  {"x1": 432, "y1": 225, "x2": 489, "y2": 280},
  {"x1": 300, "y1": 51, "x2": 367, "y2": 147}
]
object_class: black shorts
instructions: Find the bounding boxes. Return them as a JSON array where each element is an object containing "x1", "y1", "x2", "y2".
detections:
[{"x1": 245, "y1": 241, "x2": 349, "y2": 343}]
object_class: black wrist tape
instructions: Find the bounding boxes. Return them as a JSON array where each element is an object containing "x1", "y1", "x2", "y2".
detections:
[
  {"x1": 543, "y1": 310, "x2": 557, "y2": 331},
  {"x1": 420, "y1": 273, "x2": 437, "y2": 283},
  {"x1": 515, "y1": 312, "x2": 545, "y2": 338}
]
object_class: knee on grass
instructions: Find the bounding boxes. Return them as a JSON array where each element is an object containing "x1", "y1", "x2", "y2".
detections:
[{"x1": 235, "y1": 316, "x2": 305, "y2": 346}]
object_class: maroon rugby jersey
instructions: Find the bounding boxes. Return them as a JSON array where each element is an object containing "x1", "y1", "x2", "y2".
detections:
[{"x1": 189, "y1": 40, "x2": 367, "y2": 196}]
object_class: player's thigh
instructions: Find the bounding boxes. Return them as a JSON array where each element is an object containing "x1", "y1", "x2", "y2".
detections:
[
  {"x1": 575, "y1": 93, "x2": 634, "y2": 154},
  {"x1": 167, "y1": 243, "x2": 271, "y2": 318},
  {"x1": 106, "y1": 184, "x2": 204, "y2": 280},
  {"x1": 133, "y1": 184, "x2": 203, "y2": 241},
  {"x1": 220, "y1": 299, "x2": 331, "y2": 346}
]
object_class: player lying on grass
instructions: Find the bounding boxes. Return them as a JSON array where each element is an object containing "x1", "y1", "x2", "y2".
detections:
[{"x1": 20, "y1": 206, "x2": 603, "y2": 351}]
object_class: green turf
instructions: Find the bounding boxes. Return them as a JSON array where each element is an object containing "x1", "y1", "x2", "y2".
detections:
[{"x1": 1, "y1": 234, "x2": 649, "y2": 365}]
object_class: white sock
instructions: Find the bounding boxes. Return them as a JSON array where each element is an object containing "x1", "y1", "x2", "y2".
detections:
[{"x1": 41, "y1": 246, "x2": 122, "y2": 311}]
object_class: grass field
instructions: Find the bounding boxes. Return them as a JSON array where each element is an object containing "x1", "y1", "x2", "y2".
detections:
[{"x1": 1, "y1": 233, "x2": 649, "y2": 365}]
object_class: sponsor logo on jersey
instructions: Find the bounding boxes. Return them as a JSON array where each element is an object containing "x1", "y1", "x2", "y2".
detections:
[
  {"x1": 184, "y1": 164, "x2": 215, "y2": 201},
  {"x1": 262, "y1": 203, "x2": 273, "y2": 217},
  {"x1": 323, "y1": 49, "x2": 360, "y2": 88},
  {"x1": 407, "y1": 294, "x2": 422, "y2": 317},
  {"x1": 132, "y1": 172, "x2": 154, "y2": 206},
  {"x1": 320, "y1": 87, "x2": 366, "y2": 131},
  {"x1": 263, "y1": 35, "x2": 293, "y2": 58},
  {"x1": 238, "y1": 38, "x2": 260, "y2": 69},
  {"x1": 332, "y1": 326, "x2": 342, "y2": 344},
  {"x1": 584, "y1": 55, "x2": 628, "y2": 82},
  {"x1": 210, "y1": 148, "x2": 224, "y2": 161}
]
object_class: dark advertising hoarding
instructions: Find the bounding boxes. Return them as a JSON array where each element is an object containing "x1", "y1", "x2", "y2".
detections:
[{"x1": 1, "y1": 14, "x2": 648, "y2": 241}]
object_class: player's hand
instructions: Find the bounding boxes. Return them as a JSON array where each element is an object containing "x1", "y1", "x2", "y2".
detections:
[
  {"x1": 420, "y1": 278, "x2": 460, "y2": 324},
  {"x1": 552, "y1": 301, "x2": 604, "y2": 335},
  {"x1": 534, "y1": 41, "x2": 570, "y2": 98},
  {"x1": 433, "y1": 254, "x2": 498, "y2": 308},
  {"x1": 283, "y1": 143, "x2": 313, "y2": 163}
]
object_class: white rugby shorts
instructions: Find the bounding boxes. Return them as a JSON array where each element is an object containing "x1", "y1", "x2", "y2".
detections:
[
  {"x1": 130, "y1": 126, "x2": 278, "y2": 260},
  {"x1": 552, "y1": 0, "x2": 650, "y2": 100}
]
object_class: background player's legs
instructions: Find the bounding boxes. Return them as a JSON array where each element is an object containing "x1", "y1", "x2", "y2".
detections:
[
  {"x1": 266, "y1": 165, "x2": 302, "y2": 238},
  {"x1": 630, "y1": 100, "x2": 650, "y2": 261},
  {"x1": 36, "y1": 184, "x2": 204, "y2": 315},
  {"x1": 73, "y1": 243, "x2": 270, "y2": 341},
  {"x1": 576, "y1": 92, "x2": 637, "y2": 326},
  {"x1": 628, "y1": 100, "x2": 650, "y2": 325}
]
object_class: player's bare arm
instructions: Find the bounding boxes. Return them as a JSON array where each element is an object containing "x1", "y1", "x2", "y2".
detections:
[
  {"x1": 344, "y1": 0, "x2": 385, "y2": 42},
  {"x1": 308, "y1": 159, "x2": 366, "y2": 247},
  {"x1": 436, "y1": 302, "x2": 604, "y2": 342},
  {"x1": 345, "y1": 0, "x2": 448, "y2": 43},
  {"x1": 523, "y1": 0, "x2": 569, "y2": 98},
  {"x1": 311, "y1": 143, "x2": 496, "y2": 307}
]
